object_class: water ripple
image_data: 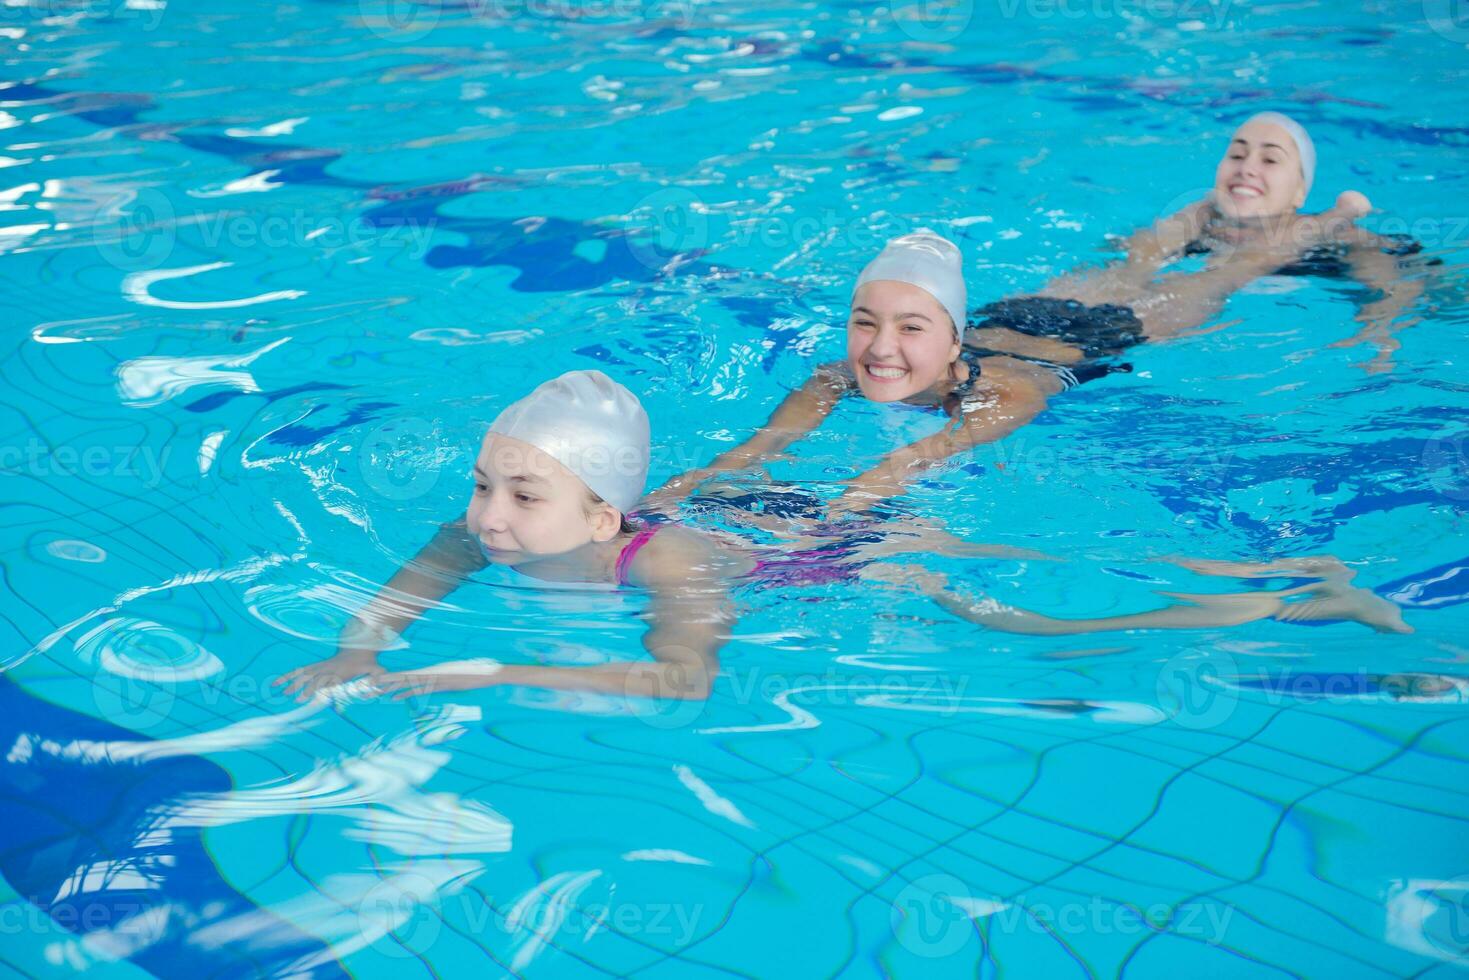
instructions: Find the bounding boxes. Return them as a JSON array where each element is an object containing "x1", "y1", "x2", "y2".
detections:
[{"x1": 73, "y1": 616, "x2": 223, "y2": 683}]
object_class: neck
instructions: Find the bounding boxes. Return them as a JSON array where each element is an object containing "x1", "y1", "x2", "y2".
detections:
[
  {"x1": 927, "y1": 358, "x2": 970, "y2": 401},
  {"x1": 509, "y1": 533, "x2": 632, "y2": 583},
  {"x1": 896, "y1": 381, "x2": 952, "y2": 408},
  {"x1": 1207, "y1": 208, "x2": 1300, "y2": 243}
]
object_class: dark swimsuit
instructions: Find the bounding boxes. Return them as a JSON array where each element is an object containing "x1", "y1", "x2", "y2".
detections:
[
  {"x1": 961, "y1": 296, "x2": 1147, "y2": 390},
  {"x1": 957, "y1": 234, "x2": 1432, "y2": 390},
  {"x1": 1182, "y1": 232, "x2": 1431, "y2": 279}
]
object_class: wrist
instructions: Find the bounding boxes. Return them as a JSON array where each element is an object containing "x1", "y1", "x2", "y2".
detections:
[
  {"x1": 339, "y1": 618, "x2": 400, "y2": 653},
  {"x1": 333, "y1": 647, "x2": 382, "y2": 665}
]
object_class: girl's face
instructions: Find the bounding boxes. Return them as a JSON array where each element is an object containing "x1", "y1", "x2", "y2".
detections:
[
  {"x1": 465, "y1": 434, "x2": 620, "y2": 566},
  {"x1": 1212, "y1": 120, "x2": 1306, "y2": 219},
  {"x1": 846, "y1": 281, "x2": 961, "y2": 403}
]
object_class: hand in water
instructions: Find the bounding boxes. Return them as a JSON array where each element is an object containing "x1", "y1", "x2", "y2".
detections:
[
  {"x1": 638, "y1": 470, "x2": 714, "y2": 512},
  {"x1": 644, "y1": 459, "x2": 787, "y2": 514},
  {"x1": 274, "y1": 651, "x2": 384, "y2": 703},
  {"x1": 822, "y1": 493, "x2": 875, "y2": 524},
  {"x1": 1333, "y1": 190, "x2": 1372, "y2": 218},
  {"x1": 371, "y1": 658, "x2": 507, "y2": 700}
]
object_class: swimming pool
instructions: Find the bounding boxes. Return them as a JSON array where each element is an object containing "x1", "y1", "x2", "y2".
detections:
[{"x1": 3, "y1": 0, "x2": 1468, "y2": 975}]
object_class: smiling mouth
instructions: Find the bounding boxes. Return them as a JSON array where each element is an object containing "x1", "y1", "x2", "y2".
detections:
[
  {"x1": 864, "y1": 364, "x2": 909, "y2": 381},
  {"x1": 1228, "y1": 183, "x2": 1264, "y2": 199}
]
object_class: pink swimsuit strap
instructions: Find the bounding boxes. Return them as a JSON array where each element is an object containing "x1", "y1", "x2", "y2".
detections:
[{"x1": 614, "y1": 525, "x2": 664, "y2": 586}]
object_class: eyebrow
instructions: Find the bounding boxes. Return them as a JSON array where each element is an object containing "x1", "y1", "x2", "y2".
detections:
[
  {"x1": 1231, "y1": 138, "x2": 1290, "y2": 154},
  {"x1": 471, "y1": 466, "x2": 548, "y2": 486},
  {"x1": 851, "y1": 305, "x2": 933, "y2": 322}
]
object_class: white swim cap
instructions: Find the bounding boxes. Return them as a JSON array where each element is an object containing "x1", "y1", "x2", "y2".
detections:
[
  {"x1": 1242, "y1": 112, "x2": 1315, "y2": 201},
  {"x1": 853, "y1": 232, "x2": 967, "y2": 340},
  {"x1": 488, "y1": 370, "x2": 650, "y2": 514}
]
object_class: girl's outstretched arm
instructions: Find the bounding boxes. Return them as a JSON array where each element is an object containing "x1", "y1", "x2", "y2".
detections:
[
  {"x1": 1030, "y1": 199, "x2": 1215, "y2": 306},
  {"x1": 1286, "y1": 192, "x2": 1430, "y2": 373},
  {"x1": 1126, "y1": 191, "x2": 1369, "y2": 268},
  {"x1": 377, "y1": 528, "x2": 741, "y2": 702},
  {"x1": 827, "y1": 358, "x2": 1057, "y2": 516},
  {"x1": 1119, "y1": 198, "x2": 1216, "y2": 270},
  {"x1": 1328, "y1": 238, "x2": 1429, "y2": 374},
  {"x1": 275, "y1": 519, "x2": 486, "y2": 701},
  {"x1": 643, "y1": 364, "x2": 847, "y2": 510},
  {"x1": 1035, "y1": 192, "x2": 1372, "y2": 316}
]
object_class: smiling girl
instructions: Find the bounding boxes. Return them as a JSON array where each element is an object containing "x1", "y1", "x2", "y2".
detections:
[{"x1": 653, "y1": 113, "x2": 1423, "y2": 514}]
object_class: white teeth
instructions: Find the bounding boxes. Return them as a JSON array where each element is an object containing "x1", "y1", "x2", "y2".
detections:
[
  {"x1": 867, "y1": 366, "x2": 907, "y2": 379},
  {"x1": 1230, "y1": 185, "x2": 1262, "y2": 198}
]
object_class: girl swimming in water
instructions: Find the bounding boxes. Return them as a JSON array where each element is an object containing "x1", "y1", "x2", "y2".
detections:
[
  {"x1": 652, "y1": 113, "x2": 1423, "y2": 516},
  {"x1": 274, "y1": 370, "x2": 1030, "y2": 703},
  {"x1": 275, "y1": 369, "x2": 1405, "y2": 706},
  {"x1": 277, "y1": 370, "x2": 746, "y2": 703}
]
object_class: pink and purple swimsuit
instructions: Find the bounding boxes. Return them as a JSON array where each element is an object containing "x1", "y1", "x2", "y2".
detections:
[{"x1": 614, "y1": 521, "x2": 872, "y2": 590}]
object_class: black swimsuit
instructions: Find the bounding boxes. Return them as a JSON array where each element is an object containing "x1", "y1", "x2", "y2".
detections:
[
  {"x1": 1183, "y1": 232, "x2": 1430, "y2": 279},
  {"x1": 962, "y1": 296, "x2": 1146, "y2": 390},
  {"x1": 957, "y1": 234, "x2": 1431, "y2": 390}
]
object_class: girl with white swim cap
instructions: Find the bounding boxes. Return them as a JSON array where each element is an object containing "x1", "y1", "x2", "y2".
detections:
[
  {"x1": 652, "y1": 112, "x2": 1428, "y2": 512},
  {"x1": 275, "y1": 369, "x2": 1411, "y2": 699},
  {"x1": 1058, "y1": 110, "x2": 1423, "y2": 369},
  {"x1": 277, "y1": 369, "x2": 754, "y2": 703},
  {"x1": 1218, "y1": 111, "x2": 1318, "y2": 217},
  {"x1": 273, "y1": 370, "x2": 1068, "y2": 701}
]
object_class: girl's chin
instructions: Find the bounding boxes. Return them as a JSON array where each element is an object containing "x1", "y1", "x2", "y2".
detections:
[
  {"x1": 1215, "y1": 195, "x2": 1293, "y2": 222},
  {"x1": 858, "y1": 379, "x2": 921, "y2": 402}
]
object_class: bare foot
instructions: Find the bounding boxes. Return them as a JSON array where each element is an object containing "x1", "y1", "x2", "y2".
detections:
[
  {"x1": 1358, "y1": 353, "x2": 1396, "y2": 375},
  {"x1": 1270, "y1": 580, "x2": 1413, "y2": 634}
]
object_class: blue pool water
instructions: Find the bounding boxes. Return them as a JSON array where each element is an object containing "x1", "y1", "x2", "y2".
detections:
[{"x1": 3, "y1": 1, "x2": 1469, "y2": 976}]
